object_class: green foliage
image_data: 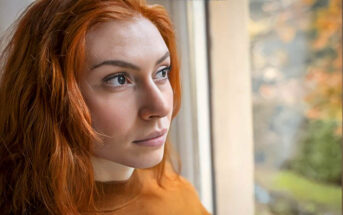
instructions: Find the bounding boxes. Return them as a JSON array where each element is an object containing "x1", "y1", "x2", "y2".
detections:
[
  {"x1": 273, "y1": 170, "x2": 341, "y2": 211},
  {"x1": 290, "y1": 119, "x2": 342, "y2": 184}
]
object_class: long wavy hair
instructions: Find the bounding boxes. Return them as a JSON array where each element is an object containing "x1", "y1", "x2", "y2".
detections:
[{"x1": 0, "y1": 0, "x2": 181, "y2": 214}]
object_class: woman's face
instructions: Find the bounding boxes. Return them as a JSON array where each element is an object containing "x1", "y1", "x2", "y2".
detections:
[{"x1": 79, "y1": 17, "x2": 173, "y2": 168}]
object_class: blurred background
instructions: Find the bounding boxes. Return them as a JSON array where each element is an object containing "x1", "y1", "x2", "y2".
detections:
[
  {"x1": 250, "y1": 0, "x2": 341, "y2": 214},
  {"x1": 0, "y1": 0, "x2": 341, "y2": 215}
]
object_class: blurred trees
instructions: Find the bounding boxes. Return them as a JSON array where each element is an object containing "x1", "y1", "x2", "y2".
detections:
[
  {"x1": 305, "y1": 0, "x2": 341, "y2": 126},
  {"x1": 290, "y1": 0, "x2": 342, "y2": 185},
  {"x1": 251, "y1": 0, "x2": 341, "y2": 213}
]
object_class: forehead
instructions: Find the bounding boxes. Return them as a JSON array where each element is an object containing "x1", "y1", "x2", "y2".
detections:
[{"x1": 85, "y1": 17, "x2": 169, "y2": 64}]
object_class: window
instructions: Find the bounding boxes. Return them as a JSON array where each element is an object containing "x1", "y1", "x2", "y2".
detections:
[{"x1": 250, "y1": 0, "x2": 342, "y2": 214}]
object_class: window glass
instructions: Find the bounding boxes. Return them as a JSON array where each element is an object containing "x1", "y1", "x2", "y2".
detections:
[{"x1": 250, "y1": 0, "x2": 342, "y2": 214}]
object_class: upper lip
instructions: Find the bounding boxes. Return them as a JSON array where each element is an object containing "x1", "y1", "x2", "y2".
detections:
[{"x1": 133, "y1": 128, "x2": 167, "y2": 142}]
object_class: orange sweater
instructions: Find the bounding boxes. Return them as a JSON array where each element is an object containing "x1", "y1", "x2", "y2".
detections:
[{"x1": 90, "y1": 165, "x2": 211, "y2": 215}]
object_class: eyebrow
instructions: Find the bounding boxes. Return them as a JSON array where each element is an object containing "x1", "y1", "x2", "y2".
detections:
[{"x1": 90, "y1": 51, "x2": 170, "y2": 71}]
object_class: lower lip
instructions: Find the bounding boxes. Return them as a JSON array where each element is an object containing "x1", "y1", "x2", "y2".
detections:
[{"x1": 133, "y1": 133, "x2": 167, "y2": 147}]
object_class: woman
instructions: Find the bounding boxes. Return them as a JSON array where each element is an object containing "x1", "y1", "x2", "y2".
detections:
[{"x1": 0, "y1": 0, "x2": 210, "y2": 214}]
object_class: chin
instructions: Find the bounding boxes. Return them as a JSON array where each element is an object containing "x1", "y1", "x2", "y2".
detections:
[{"x1": 125, "y1": 146, "x2": 165, "y2": 169}]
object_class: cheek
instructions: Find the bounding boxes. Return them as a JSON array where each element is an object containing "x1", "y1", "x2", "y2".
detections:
[{"x1": 86, "y1": 93, "x2": 137, "y2": 138}]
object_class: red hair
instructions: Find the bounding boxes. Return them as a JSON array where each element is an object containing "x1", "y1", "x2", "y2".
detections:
[{"x1": 0, "y1": 0, "x2": 181, "y2": 214}]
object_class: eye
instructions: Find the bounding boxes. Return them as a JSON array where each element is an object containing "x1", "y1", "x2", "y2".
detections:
[
  {"x1": 103, "y1": 72, "x2": 131, "y2": 88},
  {"x1": 155, "y1": 66, "x2": 171, "y2": 81}
]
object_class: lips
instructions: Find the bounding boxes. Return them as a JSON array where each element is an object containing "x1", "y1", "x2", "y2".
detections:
[{"x1": 133, "y1": 128, "x2": 167, "y2": 143}]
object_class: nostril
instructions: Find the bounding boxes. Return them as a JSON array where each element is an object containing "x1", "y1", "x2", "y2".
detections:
[
  {"x1": 139, "y1": 107, "x2": 166, "y2": 120},
  {"x1": 138, "y1": 98, "x2": 170, "y2": 120}
]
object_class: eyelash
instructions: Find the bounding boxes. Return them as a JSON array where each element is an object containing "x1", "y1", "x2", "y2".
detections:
[
  {"x1": 155, "y1": 66, "x2": 171, "y2": 82},
  {"x1": 103, "y1": 66, "x2": 171, "y2": 88}
]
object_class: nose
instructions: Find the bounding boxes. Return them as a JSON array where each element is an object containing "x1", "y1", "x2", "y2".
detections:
[{"x1": 138, "y1": 81, "x2": 171, "y2": 121}]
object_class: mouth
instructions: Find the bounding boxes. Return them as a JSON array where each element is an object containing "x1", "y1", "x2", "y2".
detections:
[{"x1": 133, "y1": 129, "x2": 168, "y2": 147}]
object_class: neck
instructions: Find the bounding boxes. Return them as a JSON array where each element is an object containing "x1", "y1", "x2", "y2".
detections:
[{"x1": 91, "y1": 156, "x2": 135, "y2": 182}]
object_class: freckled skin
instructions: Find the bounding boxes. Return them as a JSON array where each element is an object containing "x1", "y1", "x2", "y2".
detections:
[{"x1": 79, "y1": 17, "x2": 173, "y2": 168}]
